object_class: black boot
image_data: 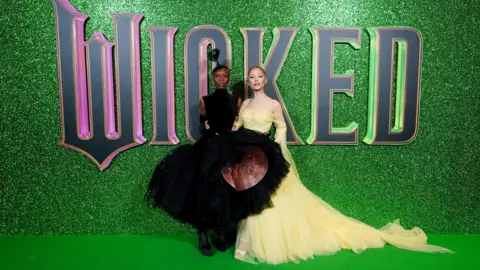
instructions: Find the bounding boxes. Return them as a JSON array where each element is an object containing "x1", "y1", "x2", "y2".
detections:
[
  {"x1": 197, "y1": 229, "x2": 213, "y2": 256},
  {"x1": 224, "y1": 223, "x2": 237, "y2": 249},
  {"x1": 212, "y1": 222, "x2": 238, "y2": 252},
  {"x1": 211, "y1": 228, "x2": 228, "y2": 252}
]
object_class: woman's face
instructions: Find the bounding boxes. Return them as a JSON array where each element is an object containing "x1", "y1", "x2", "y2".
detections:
[
  {"x1": 213, "y1": 68, "x2": 230, "y2": 89},
  {"x1": 248, "y1": 67, "x2": 267, "y2": 91}
]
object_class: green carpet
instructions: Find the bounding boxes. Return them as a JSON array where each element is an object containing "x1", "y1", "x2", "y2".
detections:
[{"x1": 1, "y1": 235, "x2": 477, "y2": 270}]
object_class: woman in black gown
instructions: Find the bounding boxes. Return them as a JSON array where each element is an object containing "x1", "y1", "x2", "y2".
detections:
[{"x1": 145, "y1": 49, "x2": 290, "y2": 256}]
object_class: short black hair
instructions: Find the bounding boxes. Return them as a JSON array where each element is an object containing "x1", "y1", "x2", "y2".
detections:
[{"x1": 212, "y1": 65, "x2": 229, "y2": 75}]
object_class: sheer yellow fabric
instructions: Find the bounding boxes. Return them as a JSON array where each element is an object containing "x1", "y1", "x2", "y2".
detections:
[{"x1": 233, "y1": 102, "x2": 453, "y2": 265}]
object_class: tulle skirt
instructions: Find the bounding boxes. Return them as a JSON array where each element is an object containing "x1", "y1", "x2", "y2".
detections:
[
  {"x1": 234, "y1": 142, "x2": 454, "y2": 265},
  {"x1": 145, "y1": 128, "x2": 289, "y2": 230}
]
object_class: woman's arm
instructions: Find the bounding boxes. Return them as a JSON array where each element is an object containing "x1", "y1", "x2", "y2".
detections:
[
  {"x1": 232, "y1": 98, "x2": 248, "y2": 131},
  {"x1": 199, "y1": 98, "x2": 210, "y2": 130},
  {"x1": 272, "y1": 100, "x2": 287, "y2": 143},
  {"x1": 199, "y1": 97, "x2": 207, "y2": 117}
]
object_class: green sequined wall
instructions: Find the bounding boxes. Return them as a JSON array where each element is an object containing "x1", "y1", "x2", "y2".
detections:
[{"x1": 1, "y1": 0, "x2": 479, "y2": 236}]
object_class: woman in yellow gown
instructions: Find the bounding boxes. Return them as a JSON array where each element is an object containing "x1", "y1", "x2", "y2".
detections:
[{"x1": 232, "y1": 66, "x2": 454, "y2": 265}]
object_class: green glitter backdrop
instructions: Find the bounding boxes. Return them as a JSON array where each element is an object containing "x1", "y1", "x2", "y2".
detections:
[{"x1": 1, "y1": 0, "x2": 479, "y2": 236}]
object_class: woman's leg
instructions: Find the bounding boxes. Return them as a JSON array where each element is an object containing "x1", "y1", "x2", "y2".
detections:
[{"x1": 197, "y1": 227, "x2": 213, "y2": 256}]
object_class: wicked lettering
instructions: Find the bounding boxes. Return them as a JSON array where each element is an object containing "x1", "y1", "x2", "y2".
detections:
[{"x1": 52, "y1": 0, "x2": 423, "y2": 170}]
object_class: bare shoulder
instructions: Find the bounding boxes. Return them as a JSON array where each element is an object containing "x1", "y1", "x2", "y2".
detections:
[
  {"x1": 269, "y1": 98, "x2": 281, "y2": 110},
  {"x1": 243, "y1": 98, "x2": 253, "y2": 106}
]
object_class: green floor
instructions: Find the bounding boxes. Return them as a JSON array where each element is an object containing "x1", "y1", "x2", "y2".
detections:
[{"x1": 1, "y1": 234, "x2": 477, "y2": 270}]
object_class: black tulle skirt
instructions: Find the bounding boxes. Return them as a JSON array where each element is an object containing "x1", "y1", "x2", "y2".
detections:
[{"x1": 145, "y1": 127, "x2": 290, "y2": 230}]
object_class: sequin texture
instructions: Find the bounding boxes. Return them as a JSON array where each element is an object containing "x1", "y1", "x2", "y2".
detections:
[{"x1": 0, "y1": 0, "x2": 479, "y2": 236}]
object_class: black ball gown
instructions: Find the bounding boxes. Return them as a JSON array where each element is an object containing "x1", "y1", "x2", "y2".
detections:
[{"x1": 145, "y1": 89, "x2": 290, "y2": 231}]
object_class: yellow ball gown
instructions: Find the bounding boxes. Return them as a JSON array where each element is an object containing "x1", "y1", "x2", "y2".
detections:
[{"x1": 232, "y1": 98, "x2": 453, "y2": 265}]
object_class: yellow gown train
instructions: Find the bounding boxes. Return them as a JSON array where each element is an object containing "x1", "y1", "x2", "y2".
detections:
[{"x1": 233, "y1": 99, "x2": 453, "y2": 265}]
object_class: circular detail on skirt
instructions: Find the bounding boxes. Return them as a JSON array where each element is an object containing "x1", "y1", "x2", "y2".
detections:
[{"x1": 221, "y1": 146, "x2": 269, "y2": 191}]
